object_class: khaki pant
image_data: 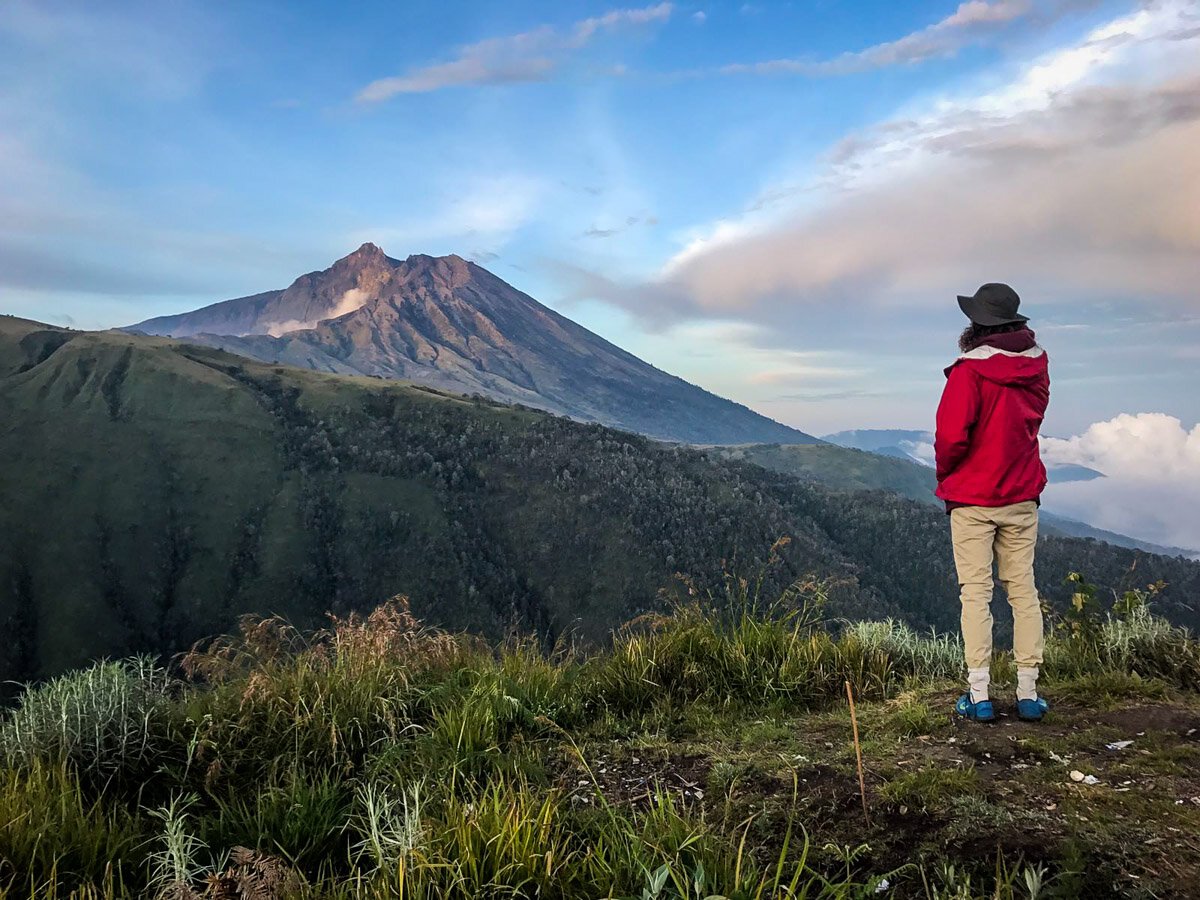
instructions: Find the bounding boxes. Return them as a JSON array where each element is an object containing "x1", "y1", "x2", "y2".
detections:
[{"x1": 950, "y1": 500, "x2": 1044, "y2": 669}]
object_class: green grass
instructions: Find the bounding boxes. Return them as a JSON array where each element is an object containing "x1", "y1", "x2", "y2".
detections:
[
  {"x1": 0, "y1": 658, "x2": 175, "y2": 782},
  {"x1": 881, "y1": 766, "x2": 981, "y2": 812},
  {"x1": 3, "y1": 587, "x2": 1200, "y2": 898}
]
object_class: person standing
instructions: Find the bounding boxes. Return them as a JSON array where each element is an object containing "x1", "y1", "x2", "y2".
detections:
[{"x1": 935, "y1": 283, "x2": 1050, "y2": 723}]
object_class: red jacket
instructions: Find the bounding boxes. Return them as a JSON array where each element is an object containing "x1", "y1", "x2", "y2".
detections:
[{"x1": 935, "y1": 329, "x2": 1049, "y2": 508}]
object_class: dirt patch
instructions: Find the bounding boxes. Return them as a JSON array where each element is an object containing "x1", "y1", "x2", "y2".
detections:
[
  {"x1": 550, "y1": 696, "x2": 1200, "y2": 895},
  {"x1": 555, "y1": 747, "x2": 712, "y2": 809},
  {"x1": 1094, "y1": 704, "x2": 1200, "y2": 737}
]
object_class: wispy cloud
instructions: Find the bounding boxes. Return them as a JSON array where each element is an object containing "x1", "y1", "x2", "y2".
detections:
[
  {"x1": 582, "y1": 215, "x2": 656, "y2": 239},
  {"x1": 356, "y1": 3, "x2": 673, "y2": 102},
  {"x1": 352, "y1": 172, "x2": 546, "y2": 256},
  {"x1": 718, "y1": 0, "x2": 1086, "y2": 77}
]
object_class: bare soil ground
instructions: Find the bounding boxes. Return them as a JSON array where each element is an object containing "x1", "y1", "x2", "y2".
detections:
[{"x1": 552, "y1": 689, "x2": 1200, "y2": 898}]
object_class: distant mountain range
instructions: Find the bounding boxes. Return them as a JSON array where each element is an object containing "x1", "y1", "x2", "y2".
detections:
[
  {"x1": 128, "y1": 244, "x2": 818, "y2": 446},
  {"x1": 824, "y1": 429, "x2": 1105, "y2": 484},
  {"x1": 791, "y1": 433, "x2": 1193, "y2": 557}
]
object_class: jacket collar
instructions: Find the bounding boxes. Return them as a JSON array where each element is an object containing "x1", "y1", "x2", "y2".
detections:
[{"x1": 958, "y1": 344, "x2": 1045, "y2": 361}]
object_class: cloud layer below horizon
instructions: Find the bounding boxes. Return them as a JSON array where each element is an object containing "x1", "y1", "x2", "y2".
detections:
[{"x1": 1043, "y1": 413, "x2": 1200, "y2": 555}]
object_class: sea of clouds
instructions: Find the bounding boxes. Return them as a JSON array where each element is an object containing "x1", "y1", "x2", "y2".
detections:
[{"x1": 1041, "y1": 413, "x2": 1200, "y2": 557}]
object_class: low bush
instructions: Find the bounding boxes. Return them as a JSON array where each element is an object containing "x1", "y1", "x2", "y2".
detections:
[
  {"x1": 1046, "y1": 576, "x2": 1200, "y2": 689},
  {"x1": 0, "y1": 657, "x2": 175, "y2": 783}
]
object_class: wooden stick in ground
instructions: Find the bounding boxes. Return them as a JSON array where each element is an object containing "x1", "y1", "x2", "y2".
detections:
[{"x1": 845, "y1": 679, "x2": 871, "y2": 824}]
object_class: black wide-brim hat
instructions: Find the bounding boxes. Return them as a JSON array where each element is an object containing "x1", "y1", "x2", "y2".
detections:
[{"x1": 957, "y1": 282, "x2": 1028, "y2": 327}]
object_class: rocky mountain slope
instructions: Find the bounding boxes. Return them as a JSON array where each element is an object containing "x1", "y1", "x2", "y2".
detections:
[{"x1": 129, "y1": 245, "x2": 818, "y2": 445}]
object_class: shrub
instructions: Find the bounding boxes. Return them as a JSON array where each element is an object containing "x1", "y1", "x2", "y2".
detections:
[
  {"x1": 1045, "y1": 575, "x2": 1200, "y2": 689},
  {"x1": 0, "y1": 657, "x2": 175, "y2": 780}
]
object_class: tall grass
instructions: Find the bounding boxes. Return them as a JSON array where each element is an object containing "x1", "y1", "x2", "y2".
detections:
[
  {"x1": 0, "y1": 761, "x2": 141, "y2": 890},
  {"x1": 841, "y1": 620, "x2": 962, "y2": 681},
  {"x1": 585, "y1": 576, "x2": 910, "y2": 714},
  {"x1": 0, "y1": 657, "x2": 175, "y2": 782},
  {"x1": 2, "y1": 577, "x2": 1198, "y2": 898},
  {"x1": 179, "y1": 597, "x2": 469, "y2": 782}
]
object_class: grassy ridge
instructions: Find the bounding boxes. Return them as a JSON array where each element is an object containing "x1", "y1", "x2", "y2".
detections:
[
  {"x1": 2, "y1": 575, "x2": 1199, "y2": 898},
  {"x1": 710, "y1": 444, "x2": 940, "y2": 505}
]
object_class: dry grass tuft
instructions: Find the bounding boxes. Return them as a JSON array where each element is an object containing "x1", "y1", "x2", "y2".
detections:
[
  {"x1": 180, "y1": 616, "x2": 309, "y2": 684},
  {"x1": 182, "y1": 596, "x2": 463, "y2": 688},
  {"x1": 204, "y1": 846, "x2": 301, "y2": 899},
  {"x1": 320, "y1": 595, "x2": 462, "y2": 674}
]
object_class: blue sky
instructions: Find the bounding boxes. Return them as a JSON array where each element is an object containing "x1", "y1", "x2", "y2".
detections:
[{"x1": 1, "y1": 0, "x2": 1198, "y2": 443}]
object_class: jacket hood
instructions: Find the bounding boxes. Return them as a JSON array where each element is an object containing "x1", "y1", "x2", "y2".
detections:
[
  {"x1": 945, "y1": 328, "x2": 1048, "y2": 386},
  {"x1": 978, "y1": 327, "x2": 1037, "y2": 354}
]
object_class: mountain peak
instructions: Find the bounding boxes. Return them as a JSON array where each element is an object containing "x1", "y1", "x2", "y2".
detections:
[
  {"x1": 337, "y1": 242, "x2": 393, "y2": 266},
  {"x1": 404, "y1": 251, "x2": 469, "y2": 267}
]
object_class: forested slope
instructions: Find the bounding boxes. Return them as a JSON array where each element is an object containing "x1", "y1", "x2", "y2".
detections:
[{"x1": 2, "y1": 316, "x2": 1198, "y2": 685}]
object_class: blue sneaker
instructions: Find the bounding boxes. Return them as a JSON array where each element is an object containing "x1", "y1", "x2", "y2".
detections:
[
  {"x1": 1017, "y1": 696, "x2": 1049, "y2": 722},
  {"x1": 955, "y1": 694, "x2": 996, "y2": 722}
]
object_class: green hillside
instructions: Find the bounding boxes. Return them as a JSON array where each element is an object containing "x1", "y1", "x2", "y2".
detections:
[
  {"x1": 710, "y1": 442, "x2": 940, "y2": 503},
  {"x1": 3, "y1": 315, "x2": 1199, "y2": 686}
]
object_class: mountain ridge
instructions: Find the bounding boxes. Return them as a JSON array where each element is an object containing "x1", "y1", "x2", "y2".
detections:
[
  {"x1": 6, "y1": 315, "x2": 1200, "y2": 686},
  {"x1": 127, "y1": 246, "x2": 819, "y2": 446},
  {"x1": 823, "y1": 428, "x2": 1106, "y2": 483}
]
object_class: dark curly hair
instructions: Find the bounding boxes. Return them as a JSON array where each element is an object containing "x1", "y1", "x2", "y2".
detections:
[{"x1": 958, "y1": 320, "x2": 1026, "y2": 353}]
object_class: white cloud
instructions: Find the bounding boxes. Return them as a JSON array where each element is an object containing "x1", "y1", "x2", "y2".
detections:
[
  {"x1": 902, "y1": 440, "x2": 937, "y2": 466},
  {"x1": 1042, "y1": 413, "x2": 1200, "y2": 553},
  {"x1": 719, "y1": 0, "x2": 1066, "y2": 77},
  {"x1": 357, "y1": 57, "x2": 556, "y2": 99},
  {"x1": 571, "y1": 3, "x2": 674, "y2": 42},
  {"x1": 646, "y1": 0, "x2": 1200, "y2": 320},
  {"x1": 356, "y1": 3, "x2": 672, "y2": 101}
]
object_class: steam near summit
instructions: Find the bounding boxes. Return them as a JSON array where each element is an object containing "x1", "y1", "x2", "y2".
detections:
[{"x1": 129, "y1": 245, "x2": 819, "y2": 446}]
